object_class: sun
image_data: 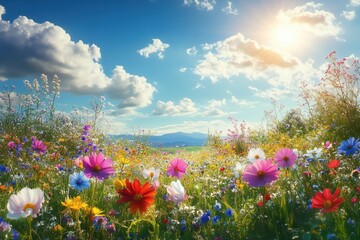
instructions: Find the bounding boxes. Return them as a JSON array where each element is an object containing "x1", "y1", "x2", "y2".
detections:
[{"x1": 270, "y1": 24, "x2": 299, "y2": 49}]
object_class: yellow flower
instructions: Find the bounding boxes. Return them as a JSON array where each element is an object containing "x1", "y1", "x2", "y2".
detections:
[
  {"x1": 53, "y1": 224, "x2": 63, "y2": 232},
  {"x1": 236, "y1": 180, "x2": 245, "y2": 190},
  {"x1": 114, "y1": 178, "x2": 126, "y2": 190},
  {"x1": 86, "y1": 206, "x2": 104, "y2": 217},
  {"x1": 114, "y1": 150, "x2": 130, "y2": 165},
  {"x1": 61, "y1": 196, "x2": 88, "y2": 212}
]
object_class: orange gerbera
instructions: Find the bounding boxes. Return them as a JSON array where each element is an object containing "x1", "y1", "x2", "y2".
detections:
[
  {"x1": 311, "y1": 188, "x2": 344, "y2": 213},
  {"x1": 117, "y1": 178, "x2": 156, "y2": 214}
]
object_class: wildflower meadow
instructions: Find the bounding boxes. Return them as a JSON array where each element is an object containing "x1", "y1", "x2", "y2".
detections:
[{"x1": 1, "y1": 52, "x2": 360, "y2": 240}]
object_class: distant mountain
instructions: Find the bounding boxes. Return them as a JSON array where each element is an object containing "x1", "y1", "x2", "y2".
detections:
[{"x1": 109, "y1": 132, "x2": 208, "y2": 147}]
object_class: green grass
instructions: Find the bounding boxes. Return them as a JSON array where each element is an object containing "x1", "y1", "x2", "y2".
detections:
[{"x1": 156, "y1": 146, "x2": 203, "y2": 153}]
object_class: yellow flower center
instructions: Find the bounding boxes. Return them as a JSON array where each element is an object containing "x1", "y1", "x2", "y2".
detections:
[
  {"x1": 22, "y1": 203, "x2": 36, "y2": 212},
  {"x1": 93, "y1": 165, "x2": 101, "y2": 172},
  {"x1": 324, "y1": 200, "x2": 332, "y2": 208},
  {"x1": 150, "y1": 172, "x2": 154, "y2": 177},
  {"x1": 255, "y1": 155, "x2": 259, "y2": 159},
  {"x1": 257, "y1": 170, "x2": 265, "y2": 177},
  {"x1": 134, "y1": 193, "x2": 143, "y2": 201}
]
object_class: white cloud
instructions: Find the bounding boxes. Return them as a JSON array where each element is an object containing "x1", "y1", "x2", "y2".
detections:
[
  {"x1": 203, "y1": 99, "x2": 226, "y2": 117},
  {"x1": 201, "y1": 42, "x2": 218, "y2": 51},
  {"x1": 195, "y1": 82, "x2": 205, "y2": 89},
  {"x1": 194, "y1": 33, "x2": 303, "y2": 83},
  {"x1": 0, "y1": 6, "x2": 156, "y2": 110},
  {"x1": 105, "y1": 66, "x2": 157, "y2": 108},
  {"x1": 276, "y1": 2, "x2": 342, "y2": 39},
  {"x1": 349, "y1": 0, "x2": 360, "y2": 6},
  {"x1": 231, "y1": 96, "x2": 258, "y2": 107},
  {"x1": 183, "y1": 0, "x2": 216, "y2": 11},
  {"x1": 138, "y1": 38, "x2": 170, "y2": 59},
  {"x1": 152, "y1": 98, "x2": 197, "y2": 116},
  {"x1": 186, "y1": 46, "x2": 198, "y2": 55},
  {"x1": 0, "y1": 5, "x2": 5, "y2": 19},
  {"x1": 179, "y1": 67, "x2": 187, "y2": 73},
  {"x1": 222, "y1": 1, "x2": 238, "y2": 15},
  {"x1": 248, "y1": 86, "x2": 292, "y2": 100},
  {"x1": 341, "y1": 10, "x2": 356, "y2": 20}
]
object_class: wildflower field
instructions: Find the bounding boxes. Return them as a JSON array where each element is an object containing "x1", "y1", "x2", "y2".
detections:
[{"x1": 1, "y1": 52, "x2": 360, "y2": 240}]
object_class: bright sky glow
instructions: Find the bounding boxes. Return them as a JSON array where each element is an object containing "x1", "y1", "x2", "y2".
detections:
[{"x1": 0, "y1": 0, "x2": 359, "y2": 135}]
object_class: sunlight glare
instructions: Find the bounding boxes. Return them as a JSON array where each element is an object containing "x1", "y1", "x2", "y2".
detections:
[{"x1": 271, "y1": 24, "x2": 299, "y2": 49}]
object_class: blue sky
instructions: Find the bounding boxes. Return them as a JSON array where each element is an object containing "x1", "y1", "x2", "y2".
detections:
[{"x1": 0, "y1": 0, "x2": 359, "y2": 135}]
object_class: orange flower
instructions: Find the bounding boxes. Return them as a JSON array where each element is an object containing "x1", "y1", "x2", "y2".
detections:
[
  {"x1": 311, "y1": 188, "x2": 344, "y2": 213},
  {"x1": 117, "y1": 178, "x2": 156, "y2": 214}
]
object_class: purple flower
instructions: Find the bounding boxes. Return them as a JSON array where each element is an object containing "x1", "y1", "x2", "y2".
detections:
[
  {"x1": 31, "y1": 140, "x2": 47, "y2": 155},
  {"x1": 242, "y1": 160, "x2": 279, "y2": 187},
  {"x1": 82, "y1": 152, "x2": 114, "y2": 180},
  {"x1": 275, "y1": 148, "x2": 297, "y2": 168},
  {"x1": 167, "y1": 158, "x2": 187, "y2": 179},
  {"x1": 83, "y1": 124, "x2": 91, "y2": 132}
]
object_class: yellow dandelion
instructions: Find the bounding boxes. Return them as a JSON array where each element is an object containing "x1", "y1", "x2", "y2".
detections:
[
  {"x1": 236, "y1": 180, "x2": 245, "y2": 190},
  {"x1": 61, "y1": 196, "x2": 88, "y2": 212},
  {"x1": 86, "y1": 206, "x2": 105, "y2": 217},
  {"x1": 114, "y1": 178, "x2": 126, "y2": 190}
]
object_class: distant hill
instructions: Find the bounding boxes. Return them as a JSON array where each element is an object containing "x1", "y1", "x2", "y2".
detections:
[{"x1": 109, "y1": 132, "x2": 208, "y2": 147}]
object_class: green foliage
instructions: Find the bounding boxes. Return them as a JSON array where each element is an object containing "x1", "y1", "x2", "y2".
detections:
[{"x1": 300, "y1": 51, "x2": 360, "y2": 142}]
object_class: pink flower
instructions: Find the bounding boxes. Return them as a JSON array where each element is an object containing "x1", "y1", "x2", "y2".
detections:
[
  {"x1": 167, "y1": 158, "x2": 187, "y2": 179},
  {"x1": 7, "y1": 187, "x2": 44, "y2": 220},
  {"x1": 275, "y1": 148, "x2": 297, "y2": 168},
  {"x1": 7, "y1": 141, "x2": 16, "y2": 149},
  {"x1": 31, "y1": 139, "x2": 47, "y2": 155},
  {"x1": 242, "y1": 160, "x2": 279, "y2": 187},
  {"x1": 82, "y1": 152, "x2": 114, "y2": 180}
]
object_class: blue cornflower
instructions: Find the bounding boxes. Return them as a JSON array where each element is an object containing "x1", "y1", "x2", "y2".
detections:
[
  {"x1": 0, "y1": 165, "x2": 10, "y2": 173},
  {"x1": 326, "y1": 233, "x2": 337, "y2": 240},
  {"x1": 337, "y1": 137, "x2": 360, "y2": 156},
  {"x1": 211, "y1": 215, "x2": 220, "y2": 224},
  {"x1": 69, "y1": 172, "x2": 90, "y2": 191},
  {"x1": 200, "y1": 210, "x2": 211, "y2": 225},
  {"x1": 214, "y1": 201, "x2": 222, "y2": 211},
  {"x1": 12, "y1": 229, "x2": 20, "y2": 240},
  {"x1": 225, "y1": 208, "x2": 234, "y2": 217}
]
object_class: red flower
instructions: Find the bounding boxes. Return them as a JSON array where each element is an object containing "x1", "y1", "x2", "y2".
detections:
[
  {"x1": 117, "y1": 179, "x2": 156, "y2": 214},
  {"x1": 264, "y1": 193, "x2": 271, "y2": 201},
  {"x1": 311, "y1": 188, "x2": 344, "y2": 213},
  {"x1": 328, "y1": 159, "x2": 340, "y2": 169}
]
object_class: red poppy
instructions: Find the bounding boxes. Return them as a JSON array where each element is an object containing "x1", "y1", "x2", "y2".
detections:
[
  {"x1": 328, "y1": 159, "x2": 340, "y2": 169},
  {"x1": 117, "y1": 178, "x2": 156, "y2": 214},
  {"x1": 311, "y1": 188, "x2": 344, "y2": 213}
]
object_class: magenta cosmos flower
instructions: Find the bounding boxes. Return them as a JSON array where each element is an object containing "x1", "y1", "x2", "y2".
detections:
[
  {"x1": 167, "y1": 158, "x2": 187, "y2": 179},
  {"x1": 242, "y1": 160, "x2": 279, "y2": 187},
  {"x1": 31, "y1": 139, "x2": 47, "y2": 155},
  {"x1": 82, "y1": 152, "x2": 114, "y2": 180},
  {"x1": 275, "y1": 148, "x2": 297, "y2": 168}
]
